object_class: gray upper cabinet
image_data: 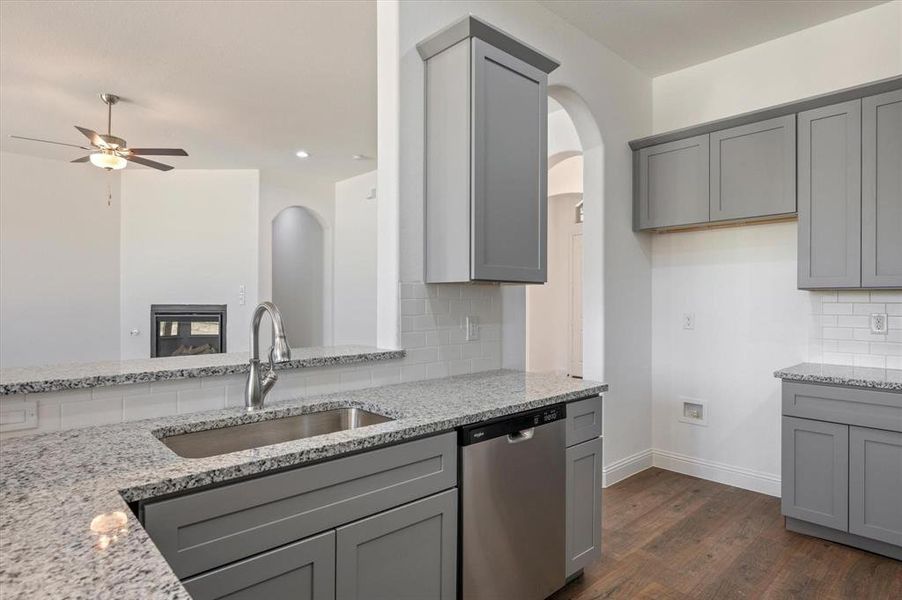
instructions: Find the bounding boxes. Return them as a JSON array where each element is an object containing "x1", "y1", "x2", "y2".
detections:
[
  {"x1": 637, "y1": 134, "x2": 709, "y2": 230},
  {"x1": 849, "y1": 426, "x2": 902, "y2": 546},
  {"x1": 862, "y1": 89, "x2": 902, "y2": 288},
  {"x1": 419, "y1": 16, "x2": 559, "y2": 284},
  {"x1": 781, "y1": 416, "x2": 848, "y2": 531},
  {"x1": 182, "y1": 531, "x2": 335, "y2": 600},
  {"x1": 710, "y1": 115, "x2": 796, "y2": 222},
  {"x1": 335, "y1": 489, "x2": 457, "y2": 600},
  {"x1": 798, "y1": 100, "x2": 862, "y2": 289}
]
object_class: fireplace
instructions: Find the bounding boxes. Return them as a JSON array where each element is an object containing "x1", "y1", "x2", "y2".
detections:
[{"x1": 150, "y1": 304, "x2": 227, "y2": 358}]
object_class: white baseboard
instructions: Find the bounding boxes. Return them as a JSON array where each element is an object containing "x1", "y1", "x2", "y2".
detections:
[
  {"x1": 602, "y1": 448, "x2": 653, "y2": 487},
  {"x1": 652, "y1": 449, "x2": 781, "y2": 497}
]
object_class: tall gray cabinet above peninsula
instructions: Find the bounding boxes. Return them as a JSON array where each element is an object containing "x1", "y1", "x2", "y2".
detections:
[
  {"x1": 630, "y1": 76, "x2": 902, "y2": 291},
  {"x1": 418, "y1": 16, "x2": 560, "y2": 284}
]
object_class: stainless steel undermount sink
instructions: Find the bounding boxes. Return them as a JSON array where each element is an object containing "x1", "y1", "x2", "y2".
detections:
[{"x1": 160, "y1": 408, "x2": 394, "y2": 459}]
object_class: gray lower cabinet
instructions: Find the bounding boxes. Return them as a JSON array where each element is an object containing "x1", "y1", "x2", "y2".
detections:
[
  {"x1": 565, "y1": 436, "x2": 602, "y2": 577},
  {"x1": 636, "y1": 134, "x2": 710, "y2": 230},
  {"x1": 781, "y1": 416, "x2": 848, "y2": 530},
  {"x1": 797, "y1": 99, "x2": 862, "y2": 289},
  {"x1": 862, "y1": 88, "x2": 902, "y2": 288},
  {"x1": 709, "y1": 115, "x2": 796, "y2": 222},
  {"x1": 335, "y1": 489, "x2": 457, "y2": 600},
  {"x1": 182, "y1": 531, "x2": 335, "y2": 600},
  {"x1": 781, "y1": 381, "x2": 902, "y2": 559},
  {"x1": 849, "y1": 426, "x2": 902, "y2": 546}
]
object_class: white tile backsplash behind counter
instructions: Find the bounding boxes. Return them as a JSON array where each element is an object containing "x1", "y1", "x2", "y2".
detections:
[{"x1": 809, "y1": 290, "x2": 902, "y2": 369}]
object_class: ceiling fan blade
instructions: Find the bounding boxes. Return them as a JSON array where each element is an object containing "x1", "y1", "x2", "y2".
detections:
[
  {"x1": 125, "y1": 155, "x2": 174, "y2": 171},
  {"x1": 128, "y1": 148, "x2": 188, "y2": 156},
  {"x1": 71, "y1": 156, "x2": 91, "y2": 163},
  {"x1": 9, "y1": 135, "x2": 92, "y2": 150},
  {"x1": 74, "y1": 126, "x2": 103, "y2": 146}
]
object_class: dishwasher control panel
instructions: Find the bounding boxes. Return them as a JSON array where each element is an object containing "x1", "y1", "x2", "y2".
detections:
[{"x1": 459, "y1": 404, "x2": 566, "y2": 445}]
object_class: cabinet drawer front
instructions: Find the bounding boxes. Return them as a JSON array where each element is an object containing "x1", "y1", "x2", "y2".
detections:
[
  {"x1": 336, "y1": 489, "x2": 457, "y2": 600},
  {"x1": 782, "y1": 382, "x2": 902, "y2": 432},
  {"x1": 182, "y1": 530, "x2": 335, "y2": 600},
  {"x1": 638, "y1": 134, "x2": 709, "y2": 230},
  {"x1": 849, "y1": 427, "x2": 902, "y2": 546},
  {"x1": 781, "y1": 417, "x2": 848, "y2": 530},
  {"x1": 143, "y1": 432, "x2": 457, "y2": 578},
  {"x1": 565, "y1": 396, "x2": 602, "y2": 447},
  {"x1": 710, "y1": 115, "x2": 796, "y2": 222}
]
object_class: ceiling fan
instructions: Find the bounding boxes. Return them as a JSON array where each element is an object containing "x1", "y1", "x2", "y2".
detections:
[{"x1": 9, "y1": 93, "x2": 188, "y2": 171}]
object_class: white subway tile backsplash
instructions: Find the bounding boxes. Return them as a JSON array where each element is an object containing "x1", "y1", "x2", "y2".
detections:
[
  {"x1": 822, "y1": 303, "x2": 853, "y2": 315},
  {"x1": 177, "y1": 388, "x2": 225, "y2": 414},
  {"x1": 61, "y1": 396, "x2": 123, "y2": 429},
  {"x1": 887, "y1": 356, "x2": 902, "y2": 369},
  {"x1": 425, "y1": 362, "x2": 449, "y2": 379},
  {"x1": 400, "y1": 299, "x2": 426, "y2": 316},
  {"x1": 400, "y1": 364, "x2": 427, "y2": 382},
  {"x1": 448, "y1": 359, "x2": 472, "y2": 376},
  {"x1": 854, "y1": 355, "x2": 886, "y2": 368},
  {"x1": 853, "y1": 303, "x2": 886, "y2": 315},
  {"x1": 869, "y1": 291, "x2": 902, "y2": 302},
  {"x1": 123, "y1": 392, "x2": 178, "y2": 421},
  {"x1": 822, "y1": 327, "x2": 854, "y2": 340},
  {"x1": 869, "y1": 342, "x2": 902, "y2": 356},
  {"x1": 836, "y1": 315, "x2": 869, "y2": 328},
  {"x1": 370, "y1": 367, "x2": 401, "y2": 386},
  {"x1": 401, "y1": 332, "x2": 427, "y2": 348},
  {"x1": 887, "y1": 304, "x2": 902, "y2": 316},
  {"x1": 837, "y1": 291, "x2": 870, "y2": 302}
]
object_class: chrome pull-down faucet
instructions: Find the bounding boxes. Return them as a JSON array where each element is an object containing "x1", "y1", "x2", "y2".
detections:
[{"x1": 245, "y1": 301, "x2": 292, "y2": 412}]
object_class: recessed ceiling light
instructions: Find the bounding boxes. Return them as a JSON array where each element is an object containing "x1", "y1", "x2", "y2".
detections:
[{"x1": 295, "y1": 150, "x2": 310, "y2": 158}]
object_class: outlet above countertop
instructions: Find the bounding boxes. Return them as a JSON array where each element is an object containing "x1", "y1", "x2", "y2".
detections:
[{"x1": 0, "y1": 345, "x2": 405, "y2": 396}]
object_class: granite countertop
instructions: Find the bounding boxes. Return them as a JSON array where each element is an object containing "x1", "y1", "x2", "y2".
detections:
[
  {"x1": 0, "y1": 345, "x2": 404, "y2": 395},
  {"x1": 774, "y1": 362, "x2": 902, "y2": 391},
  {"x1": 0, "y1": 370, "x2": 606, "y2": 599}
]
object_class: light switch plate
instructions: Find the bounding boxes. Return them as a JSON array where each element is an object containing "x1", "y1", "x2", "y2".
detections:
[{"x1": 870, "y1": 313, "x2": 888, "y2": 334}]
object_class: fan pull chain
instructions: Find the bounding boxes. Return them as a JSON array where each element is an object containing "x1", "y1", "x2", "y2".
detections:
[{"x1": 107, "y1": 176, "x2": 112, "y2": 207}]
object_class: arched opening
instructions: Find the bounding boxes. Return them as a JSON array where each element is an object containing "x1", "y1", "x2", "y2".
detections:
[
  {"x1": 271, "y1": 205, "x2": 326, "y2": 347},
  {"x1": 522, "y1": 87, "x2": 605, "y2": 382},
  {"x1": 526, "y1": 98, "x2": 584, "y2": 376}
]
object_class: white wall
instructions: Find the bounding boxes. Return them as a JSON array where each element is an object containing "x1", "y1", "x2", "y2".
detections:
[
  {"x1": 334, "y1": 170, "x2": 378, "y2": 346},
  {"x1": 394, "y1": 0, "x2": 653, "y2": 484},
  {"x1": 0, "y1": 152, "x2": 121, "y2": 367},
  {"x1": 259, "y1": 170, "x2": 334, "y2": 346},
  {"x1": 120, "y1": 170, "x2": 259, "y2": 358},
  {"x1": 272, "y1": 206, "x2": 325, "y2": 347},
  {"x1": 653, "y1": 1, "x2": 902, "y2": 132},
  {"x1": 649, "y1": 1, "x2": 902, "y2": 495}
]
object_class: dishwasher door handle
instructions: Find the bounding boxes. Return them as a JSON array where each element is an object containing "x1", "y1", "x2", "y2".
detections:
[{"x1": 507, "y1": 427, "x2": 536, "y2": 444}]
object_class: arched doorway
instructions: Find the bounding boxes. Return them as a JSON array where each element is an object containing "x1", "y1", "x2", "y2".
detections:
[{"x1": 272, "y1": 206, "x2": 326, "y2": 347}]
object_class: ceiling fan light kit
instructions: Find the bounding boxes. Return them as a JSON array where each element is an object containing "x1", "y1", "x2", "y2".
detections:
[{"x1": 9, "y1": 92, "x2": 188, "y2": 172}]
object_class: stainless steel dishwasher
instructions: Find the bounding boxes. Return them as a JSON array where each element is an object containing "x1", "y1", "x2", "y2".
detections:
[{"x1": 459, "y1": 404, "x2": 566, "y2": 600}]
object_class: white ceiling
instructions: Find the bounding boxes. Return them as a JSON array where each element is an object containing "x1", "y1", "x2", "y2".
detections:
[
  {"x1": 0, "y1": 1, "x2": 376, "y2": 180},
  {"x1": 539, "y1": 0, "x2": 888, "y2": 76}
]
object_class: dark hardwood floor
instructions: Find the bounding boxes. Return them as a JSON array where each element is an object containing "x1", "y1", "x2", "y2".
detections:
[{"x1": 550, "y1": 468, "x2": 902, "y2": 600}]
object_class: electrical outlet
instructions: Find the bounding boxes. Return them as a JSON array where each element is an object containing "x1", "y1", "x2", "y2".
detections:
[
  {"x1": 871, "y1": 313, "x2": 888, "y2": 334},
  {"x1": 682, "y1": 313, "x2": 695, "y2": 330},
  {"x1": 465, "y1": 316, "x2": 480, "y2": 341}
]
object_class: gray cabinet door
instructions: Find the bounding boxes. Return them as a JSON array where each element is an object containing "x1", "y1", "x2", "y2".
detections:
[
  {"x1": 798, "y1": 100, "x2": 862, "y2": 289},
  {"x1": 565, "y1": 436, "x2": 602, "y2": 577},
  {"x1": 862, "y1": 89, "x2": 902, "y2": 288},
  {"x1": 182, "y1": 531, "x2": 335, "y2": 600},
  {"x1": 637, "y1": 134, "x2": 709, "y2": 230},
  {"x1": 335, "y1": 489, "x2": 457, "y2": 600},
  {"x1": 710, "y1": 115, "x2": 796, "y2": 221},
  {"x1": 781, "y1": 417, "x2": 849, "y2": 530},
  {"x1": 471, "y1": 38, "x2": 547, "y2": 283},
  {"x1": 849, "y1": 427, "x2": 902, "y2": 546}
]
